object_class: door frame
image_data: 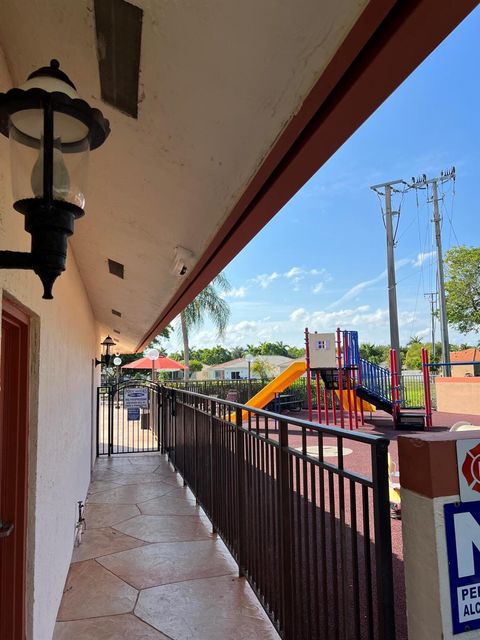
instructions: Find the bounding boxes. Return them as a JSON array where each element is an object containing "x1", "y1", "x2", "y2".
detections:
[{"x1": 0, "y1": 297, "x2": 30, "y2": 640}]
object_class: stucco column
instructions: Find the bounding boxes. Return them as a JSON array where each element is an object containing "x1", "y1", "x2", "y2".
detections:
[{"x1": 399, "y1": 432, "x2": 480, "y2": 640}]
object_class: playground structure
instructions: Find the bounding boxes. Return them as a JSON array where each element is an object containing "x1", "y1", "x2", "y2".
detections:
[{"x1": 243, "y1": 327, "x2": 436, "y2": 430}]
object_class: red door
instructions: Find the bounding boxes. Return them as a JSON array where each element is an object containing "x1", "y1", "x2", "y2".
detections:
[{"x1": 0, "y1": 299, "x2": 29, "y2": 640}]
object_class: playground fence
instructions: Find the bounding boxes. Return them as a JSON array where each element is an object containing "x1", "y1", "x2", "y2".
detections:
[
  {"x1": 165, "y1": 377, "x2": 268, "y2": 403},
  {"x1": 161, "y1": 387, "x2": 396, "y2": 640},
  {"x1": 400, "y1": 373, "x2": 437, "y2": 410},
  {"x1": 166, "y1": 373, "x2": 437, "y2": 414}
]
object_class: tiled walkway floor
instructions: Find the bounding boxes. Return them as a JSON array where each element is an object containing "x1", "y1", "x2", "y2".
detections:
[{"x1": 54, "y1": 453, "x2": 279, "y2": 640}]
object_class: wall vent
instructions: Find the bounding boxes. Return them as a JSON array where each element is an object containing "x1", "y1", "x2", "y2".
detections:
[
  {"x1": 112, "y1": 309, "x2": 122, "y2": 317},
  {"x1": 94, "y1": 0, "x2": 143, "y2": 118},
  {"x1": 108, "y1": 259, "x2": 124, "y2": 279}
]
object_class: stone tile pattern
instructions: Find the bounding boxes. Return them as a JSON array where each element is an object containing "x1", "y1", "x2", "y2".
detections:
[{"x1": 54, "y1": 454, "x2": 279, "y2": 640}]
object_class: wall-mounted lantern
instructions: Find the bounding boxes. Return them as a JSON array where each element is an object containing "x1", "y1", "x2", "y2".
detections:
[
  {"x1": 0, "y1": 59, "x2": 110, "y2": 298},
  {"x1": 95, "y1": 335, "x2": 115, "y2": 367}
]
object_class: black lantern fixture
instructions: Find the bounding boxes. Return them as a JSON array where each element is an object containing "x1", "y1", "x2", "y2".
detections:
[
  {"x1": 95, "y1": 335, "x2": 116, "y2": 367},
  {"x1": 0, "y1": 60, "x2": 110, "y2": 299}
]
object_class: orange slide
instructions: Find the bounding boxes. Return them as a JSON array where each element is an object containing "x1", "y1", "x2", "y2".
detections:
[{"x1": 242, "y1": 361, "x2": 306, "y2": 420}]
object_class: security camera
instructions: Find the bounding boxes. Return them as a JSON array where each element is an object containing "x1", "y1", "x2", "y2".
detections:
[{"x1": 171, "y1": 246, "x2": 194, "y2": 277}]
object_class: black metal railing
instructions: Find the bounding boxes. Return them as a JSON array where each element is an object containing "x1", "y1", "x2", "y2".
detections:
[{"x1": 161, "y1": 386, "x2": 396, "y2": 640}]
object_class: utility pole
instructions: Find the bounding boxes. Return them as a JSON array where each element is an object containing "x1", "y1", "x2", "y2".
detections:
[
  {"x1": 411, "y1": 168, "x2": 455, "y2": 377},
  {"x1": 424, "y1": 292, "x2": 438, "y2": 360},
  {"x1": 371, "y1": 179, "x2": 406, "y2": 369}
]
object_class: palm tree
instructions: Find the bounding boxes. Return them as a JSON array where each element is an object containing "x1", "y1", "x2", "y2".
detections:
[{"x1": 180, "y1": 273, "x2": 231, "y2": 380}]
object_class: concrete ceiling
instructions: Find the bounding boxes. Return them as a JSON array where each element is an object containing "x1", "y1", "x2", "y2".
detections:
[{"x1": 0, "y1": 1, "x2": 475, "y2": 351}]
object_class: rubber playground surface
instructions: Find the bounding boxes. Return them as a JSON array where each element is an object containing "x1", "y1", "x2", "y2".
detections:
[{"x1": 269, "y1": 408, "x2": 480, "y2": 639}]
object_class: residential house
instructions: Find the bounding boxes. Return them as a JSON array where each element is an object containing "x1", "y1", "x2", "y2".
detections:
[
  {"x1": 206, "y1": 355, "x2": 295, "y2": 380},
  {"x1": 450, "y1": 348, "x2": 480, "y2": 377}
]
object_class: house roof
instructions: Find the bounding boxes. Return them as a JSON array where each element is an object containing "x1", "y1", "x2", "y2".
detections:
[
  {"x1": 451, "y1": 348, "x2": 480, "y2": 363},
  {"x1": 0, "y1": 2, "x2": 474, "y2": 352},
  {"x1": 211, "y1": 355, "x2": 294, "y2": 370}
]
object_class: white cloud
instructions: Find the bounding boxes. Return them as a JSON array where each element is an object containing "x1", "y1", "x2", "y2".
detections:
[
  {"x1": 290, "y1": 308, "x2": 308, "y2": 322},
  {"x1": 222, "y1": 286, "x2": 247, "y2": 298},
  {"x1": 285, "y1": 267, "x2": 304, "y2": 279},
  {"x1": 328, "y1": 270, "x2": 387, "y2": 308},
  {"x1": 252, "y1": 272, "x2": 280, "y2": 288},
  {"x1": 412, "y1": 251, "x2": 436, "y2": 268},
  {"x1": 312, "y1": 282, "x2": 324, "y2": 293},
  {"x1": 328, "y1": 259, "x2": 411, "y2": 309}
]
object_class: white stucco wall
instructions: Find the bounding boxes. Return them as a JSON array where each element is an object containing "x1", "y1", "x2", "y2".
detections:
[{"x1": 0, "y1": 52, "x2": 99, "y2": 640}]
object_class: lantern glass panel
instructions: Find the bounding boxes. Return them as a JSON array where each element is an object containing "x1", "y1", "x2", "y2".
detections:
[{"x1": 9, "y1": 114, "x2": 90, "y2": 209}]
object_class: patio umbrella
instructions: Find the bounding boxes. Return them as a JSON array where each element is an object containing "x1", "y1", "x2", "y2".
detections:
[{"x1": 122, "y1": 356, "x2": 186, "y2": 371}]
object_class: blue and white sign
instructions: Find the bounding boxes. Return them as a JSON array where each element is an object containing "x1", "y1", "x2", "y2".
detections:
[
  {"x1": 445, "y1": 501, "x2": 480, "y2": 634},
  {"x1": 127, "y1": 407, "x2": 140, "y2": 421},
  {"x1": 124, "y1": 388, "x2": 149, "y2": 409}
]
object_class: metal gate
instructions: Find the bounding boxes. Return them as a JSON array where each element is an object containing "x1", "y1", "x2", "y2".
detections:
[{"x1": 96, "y1": 381, "x2": 161, "y2": 455}]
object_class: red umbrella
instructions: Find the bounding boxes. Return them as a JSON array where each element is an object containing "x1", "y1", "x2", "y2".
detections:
[{"x1": 122, "y1": 356, "x2": 185, "y2": 371}]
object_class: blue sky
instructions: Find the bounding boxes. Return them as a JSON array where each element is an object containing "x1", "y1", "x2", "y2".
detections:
[{"x1": 171, "y1": 8, "x2": 480, "y2": 352}]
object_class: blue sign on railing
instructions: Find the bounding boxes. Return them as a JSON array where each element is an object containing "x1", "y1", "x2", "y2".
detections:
[{"x1": 127, "y1": 407, "x2": 140, "y2": 421}]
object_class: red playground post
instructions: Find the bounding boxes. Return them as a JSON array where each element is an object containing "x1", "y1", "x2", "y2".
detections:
[
  {"x1": 336, "y1": 328, "x2": 345, "y2": 428},
  {"x1": 305, "y1": 327, "x2": 313, "y2": 422},
  {"x1": 315, "y1": 371, "x2": 322, "y2": 423}
]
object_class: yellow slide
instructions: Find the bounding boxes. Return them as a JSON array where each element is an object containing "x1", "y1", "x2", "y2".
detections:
[{"x1": 242, "y1": 361, "x2": 306, "y2": 420}]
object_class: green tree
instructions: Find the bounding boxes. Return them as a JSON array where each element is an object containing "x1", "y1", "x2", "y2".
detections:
[
  {"x1": 359, "y1": 343, "x2": 385, "y2": 364},
  {"x1": 188, "y1": 359, "x2": 203, "y2": 373},
  {"x1": 445, "y1": 245, "x2": 480, "y2": 334},
  {"x1": 251, "y1": 357, "x2": 275, "y2": 381},
  {"x1": 197, "y1": 345, "x2": 232, "y2": 365},
  {"x1": 180, "y1": 273, "x2": 231, "y2": 380},
  {"x1": 257, "y1": 341, "x2": 289, "y2": 356},
  {"x1": 287, "y1": 346, "x2": 305, "y2": 359},
  {"x1": 404, "y1": 342, "x2": 438, "y2": 370},
  {"x1": 230, "y1": 346, "x2": 246, "y2": 359},
  {"x1": 404, "y1": 343, "x2": 423, "y2": 370}
]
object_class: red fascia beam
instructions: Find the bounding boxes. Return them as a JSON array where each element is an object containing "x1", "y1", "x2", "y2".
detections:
[{"x1": 136, "y1": 0, "x2": 478, "y2": 350}]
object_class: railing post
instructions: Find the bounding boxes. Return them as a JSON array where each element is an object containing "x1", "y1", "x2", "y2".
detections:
[
  {"x1": 210, "y1": 399, "x2": 216, "y2": 534},
  {"x1": 278, "y1": 419, "x2": 293, "y2": 639},
  {"x1": 156, "y1": 384, "x2": 161, "y2": 451},
  {"x1": 108, "y1": 387, "x2": 113, "y2": 456},
  {"x1": 371, "y1": 440, "x2": 396, "y2": 640},
  {"x1": 194, "y1": 395, "x2": 198, "y2": 498},
  {"x1": 235, "y1": 407, "x2": 245, "y2": 577},
  {"x1": 96, "y1": 387, "x2": 100, "y2": 457}
]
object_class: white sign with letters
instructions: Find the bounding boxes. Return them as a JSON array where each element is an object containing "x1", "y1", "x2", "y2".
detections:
[{"x1": 124, "y1": 388, "x2": 149, "y2": 409}]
